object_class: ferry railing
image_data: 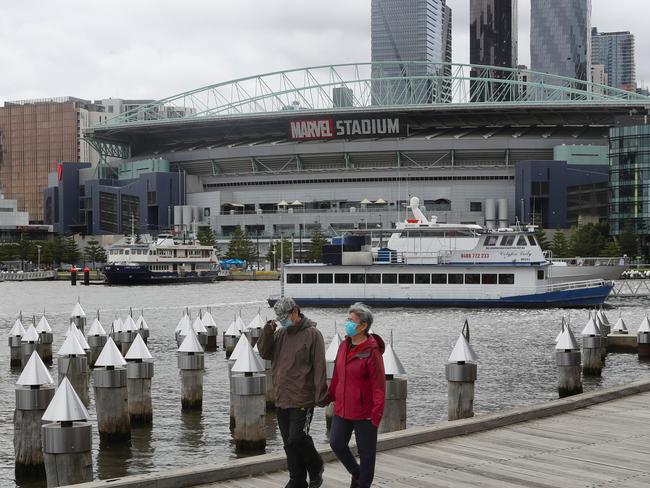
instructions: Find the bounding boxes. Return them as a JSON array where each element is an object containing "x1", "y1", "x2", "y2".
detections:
[
  {"x1": 551, "y1": 257, "x2": 626, "y2": 267},
  {"x1": 372, "y1": 250, "x2": 452, "y2": 264},
  {"x1": 545, "y1": 279, "x2": 611, "y2": 293}
]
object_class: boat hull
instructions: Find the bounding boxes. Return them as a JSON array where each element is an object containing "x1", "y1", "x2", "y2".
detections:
[
  {"x1": 104, "y1": 265, "x2": 219, "y2": 285},
  {"x1": 550, "y1": 264, "x2": 625, "y2": 284},
  {"x1": 268, "y1": 283, "x2": 614, "y2": 308}
]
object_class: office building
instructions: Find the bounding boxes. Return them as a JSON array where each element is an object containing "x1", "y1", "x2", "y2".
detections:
[
  {"x1": 371, "y1": 0, "x2": 450, "y2": 104},
  {"x1": 591, "y1": 28, "x2": 636, "y2": 92},
  {"x1": 530, "y1": 0, "x2": 591, "y2": 83}
]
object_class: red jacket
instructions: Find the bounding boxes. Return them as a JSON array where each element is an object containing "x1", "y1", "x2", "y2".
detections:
[{"x1": 328, "y1": 334, "x2": 386, "y2": 427}]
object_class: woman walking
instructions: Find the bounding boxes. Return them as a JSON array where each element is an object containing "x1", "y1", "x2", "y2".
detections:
[{"x1": 328, "y1": 303, "x2": 386, "y2": 488}]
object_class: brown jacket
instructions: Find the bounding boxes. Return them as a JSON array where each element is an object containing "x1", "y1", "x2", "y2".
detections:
[{"x1": 257, "y1": 314, "x2": 328, "y2": 409}]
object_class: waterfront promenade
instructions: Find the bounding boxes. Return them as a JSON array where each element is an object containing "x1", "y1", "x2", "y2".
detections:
[{"x1": 75, "y1": 378, "x2": 650, "y2": 488}]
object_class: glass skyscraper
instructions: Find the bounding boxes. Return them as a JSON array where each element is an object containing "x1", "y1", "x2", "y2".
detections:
[
  {"x1": 530, "y1": 0, "x2": 591, "y2": 82},
  {"x1": 592, "y1": 28, "x2": 636, "y2": 92},
  {"x1": 469, "y1": 0, "x2": 518, "y2": 101},
  {"x1": 371, "y1": 0, "x2": 450, "y2": 105}
]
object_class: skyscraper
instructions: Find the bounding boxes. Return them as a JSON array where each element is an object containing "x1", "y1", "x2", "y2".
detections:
[
  {"x1": 470, "y1": 0, "x2": 518, "y2": 101},
  {"x1": 591, "y1": 28, "x2": 636, "y2": 92},
  {"x1": 371, "y1": 0, "x2": 450, "y2": 104},
  {"x1": 530, "y1": 0, "x2": 591, "y2": 83}
]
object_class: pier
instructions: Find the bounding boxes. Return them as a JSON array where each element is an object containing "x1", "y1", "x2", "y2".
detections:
[{"x1": 71, "y1": 378, "x2": 650, "y2": 488}]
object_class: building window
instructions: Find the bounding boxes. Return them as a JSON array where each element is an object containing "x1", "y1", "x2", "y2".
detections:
[
  {"x1": 99, "y1": 192, "x2": 119, "y2": 233},
  {"x1": 470, "y1": 202, "x2": 482, "y2": 212},
  {"x1": 499, "y1": 274, "x2": 515, "y2": 284},
  {"x1": 287, "y1": 274, "x2": 301, "y2": 284}
]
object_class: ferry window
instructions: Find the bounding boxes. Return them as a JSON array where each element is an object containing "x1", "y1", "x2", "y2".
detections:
[
  {"x1": 482, "y1": 274, "x2": 498, "y2": 284},
  {"x1": 303, "y1": 274, "x2": 317, "y2": 284},
  {"x1": 485, "y1": 236, "x2": 498, "y2": 246},
  {"x1": 470, "y1": 202, "x2": 482, "y2": 212},
  {"x1": 465, "y1": 274, "x2": 481, "y2": 285},
  {"x1": 287, "y1": 274, "x2": 301, "y2": 284},
  {"x1": 431, "y1": 273, "x2": 447, "y2": 284},
  {"x1": 350, "y1": 273, "x2": 365, "y2": 284},
  {"x1": 448, "y1": 274, "x2": 464, "y2": 284},
  {"x1": 318, "y1": 273, "x2": 333, "y2": 284},
  {"x1": 499, "y1": 274, "x2": 515, "y2": 284},
  {"x1": 366, "y1": 274, "x2": 381, "y2": 284},
  {"x1": 537, "y1": 270, "x2": 545, "y2": 280},
  {"x1": 382, "y1": 273, "x2": 397, "y2": 284},
  {"x1": 517, "y1": 236, "x2": 528, "y2": 246},
  {"x1": 528, "y1": 235, "x2": 537, "y2": 246},
  {"x1": 335, "y1": 273, "x2": 349, "y2": 284},
  {"x1": 399, "y1": 274, "x2": 414, "y2": 284},
  {"x1": 500, "y1": 236, "x2": 515, "y2": 246},
  {"x1": 415, "y1": 273, "x2": 430, "y2": 284}
]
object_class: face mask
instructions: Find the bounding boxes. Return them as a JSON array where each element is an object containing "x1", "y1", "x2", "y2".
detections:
[
  {"x1": 279, "y1": 318, "x2": 293, "y2": 328},
  {"x1": 344, "y1": 320, "x2": 359, "y2": 337}
]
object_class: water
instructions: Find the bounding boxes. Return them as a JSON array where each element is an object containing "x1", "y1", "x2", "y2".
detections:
[{"x1": 1, "y1": 281, "x2": 650, "y2": 487}]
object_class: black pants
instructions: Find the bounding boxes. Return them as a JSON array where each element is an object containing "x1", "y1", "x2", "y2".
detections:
[
  {"x1": 277, "y1": 407, "x2": 323, "y2": 487},
  {"x1": 329, "y1": 415, "x2": 378, "y2": 488}
]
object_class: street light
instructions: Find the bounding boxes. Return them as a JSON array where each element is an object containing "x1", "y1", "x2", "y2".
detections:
[{"x1": 36, "y1": 245, "x2": 42, "y2": 271}]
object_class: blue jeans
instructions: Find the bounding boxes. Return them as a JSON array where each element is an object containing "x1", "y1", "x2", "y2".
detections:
[{"x1": 329, "y1": 415, "x2": 378, "y2": 488}]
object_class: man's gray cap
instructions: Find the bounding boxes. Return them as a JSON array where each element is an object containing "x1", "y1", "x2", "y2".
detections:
[{"x1": 274, "y1": 296, "x2": 297, "y2": 321}]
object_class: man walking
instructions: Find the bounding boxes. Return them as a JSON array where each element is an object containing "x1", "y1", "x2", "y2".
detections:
[{"x1": 258, "y1": 296, "x2": 328, "y2": 488}]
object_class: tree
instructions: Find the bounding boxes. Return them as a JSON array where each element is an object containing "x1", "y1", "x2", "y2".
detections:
[
  {"x1": 534, "y1": 226, "x2": 551, "y2": 251},
  {"x1": 619, "y1": 224, "x2": 639, "y2": 257},
  {"x1": 62, "y1": 236, "x2": 80, "y2": 265},
  {"x1": 197, "y1": 227, "x2": 216, "y2": 247},
  {"x1": 550, "y1": 231, "x2": 569, "y2": 258},
  {"x1": 48, "y1": 235, "x2": 66, "y2": 265},
  {"x1": 305, "y1": 226, "x2": 327, "y2": 263},
  {"x1": 84, "y1": 239, "x2": 107, "y2": 268},
  {"x1": 600, "y1": 240, "x2": 621, "y2": 257},
  {"x1": 568, "y1": 224, "x2": 605, "y2": 257},
  {"x1": 266, "y1": 238, "x2": 292, "y2": 270},
  {"x1": 225, "y1": 227, "x2": 255, "y2": 262}
]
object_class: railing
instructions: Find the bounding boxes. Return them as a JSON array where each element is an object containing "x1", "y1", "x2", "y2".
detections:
[
  {"x1": 0, "y1": 270, "x2": 56, "y2": 281},
  {"x1": 545, "y1": 279, "x2": 611, "y2": 293},
  {"x1": 611, "y1": 280, "x2": 650, "y2": 297},
  {"x1": 551, "y1": 257, "x2": 627, "y2": 267},
  {"x1": 371, "y1": 250, "x2": 452, "y2": 265},
  {"x1": 220, "y1": 207, "x2": 391, "y2": 216}
]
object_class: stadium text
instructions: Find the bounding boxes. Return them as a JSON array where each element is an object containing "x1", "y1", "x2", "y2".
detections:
[{"x1": 289, "y1": 117, "x2": 400, "y2": 140}]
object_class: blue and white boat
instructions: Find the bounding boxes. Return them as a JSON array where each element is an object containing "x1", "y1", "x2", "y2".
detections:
[{"x1": 268, "y1": 197, "x2": 613, "y2": 308}]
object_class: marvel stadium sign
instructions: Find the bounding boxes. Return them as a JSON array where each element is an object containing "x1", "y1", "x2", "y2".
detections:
[{"x1": 289, "y1": 117, "x2": 402, "y2": 141}]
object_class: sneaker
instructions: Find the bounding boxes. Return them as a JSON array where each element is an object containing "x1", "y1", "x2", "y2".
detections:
[{"x1": 308, "y1": 464, "x2": 324, "y2": 488}]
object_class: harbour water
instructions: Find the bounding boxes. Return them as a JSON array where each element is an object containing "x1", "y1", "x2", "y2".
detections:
[{"x1": 1, "y1": 280, "x2": 650, "y2": 487}]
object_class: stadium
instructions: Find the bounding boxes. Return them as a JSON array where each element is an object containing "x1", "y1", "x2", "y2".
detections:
[{"x1": 63, "y1": 61, "x2": 650, "y2": 242}]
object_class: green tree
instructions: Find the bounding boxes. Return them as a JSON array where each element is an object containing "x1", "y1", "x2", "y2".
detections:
[
  {"x1": 62, "y1": 236, "x2": 80, "y2": 264},
  {"x1": 534, "y1": 226, "x2": 551, "y2": 251},
  {"x1": 305, "y1": 226, "x2": 327, "y2": 263},
  {"x1": 83, "y1": 239, "x2": 107, "y2": 268},
  {"x1": 568, "y1": 224, "x2": 605, "y2": 257},
  {"x1": 600, "y1": 240, "x2": 621, "y2": 257},
  {"x1": 266, "y1": 238, "x2": 292, "y2": 269},
  {"x1": 48, "y1": 235, "x2": 66, "y2": 265},
  {"x1": 619, "y1": 224, "x2": 639, "y2": 257},
  {"x1": 550, "y1": 231, "x2": 570, "y2": 258},
  {"x1": 225, "y1": 228, "x2": 255, "y2": 262},
  {"x1": 0, "y1": 243, "x2": 19, "y2": 262},
  {"x1": 196, "y1": 227, "x2": 216, "y2": 247}
]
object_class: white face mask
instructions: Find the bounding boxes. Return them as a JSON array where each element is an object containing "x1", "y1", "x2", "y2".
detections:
[{"x1": 279, "y1": 318, "x2": 293, "y2": 327}]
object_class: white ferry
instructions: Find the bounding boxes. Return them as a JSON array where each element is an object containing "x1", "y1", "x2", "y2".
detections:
[
  {"x1": 104, "y1": 234, "x2": 221, "y2": 285},
  {"x1": 268, "y1": 197, "x2": 613, "y2": 308}
]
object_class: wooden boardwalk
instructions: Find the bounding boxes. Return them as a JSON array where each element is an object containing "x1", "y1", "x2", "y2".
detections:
[{"x1": 198, "y1": 392, "x2": 650, "y2": 488}]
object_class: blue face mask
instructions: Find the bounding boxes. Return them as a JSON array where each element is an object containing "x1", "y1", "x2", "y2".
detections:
[
  {"x1": 279, "y1": 318, "x2": 293, "y2": 328},
  {"x1": 344, "y1": 320, "x2": 359, "y2": 337}
]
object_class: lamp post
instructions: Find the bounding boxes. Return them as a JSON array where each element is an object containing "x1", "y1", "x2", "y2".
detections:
[
  {"x1": 256, "y1": 230, "x2": 260, "y2": 271},
  {"x1": 36, "y1": 245, "x2": 42, "y2": 271}
]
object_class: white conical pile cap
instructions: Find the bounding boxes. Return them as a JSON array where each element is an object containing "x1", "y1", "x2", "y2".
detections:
[
  {"x1": 42, "y1": 377, "x2": 89, "y2": 422},
  {"x1": 22, "y1": 324, "x2": 39, "y2": 342},
  {"x1": 612, "y1": 317, "x2": 628, "y2": 333},
  {"x1": 36, "y1": 315, "x2": 52, "y2": 333},
  {"x1": 136, "y1": 315, "x2": 149, "y2": 330},
  {"x1": 555, "y1": 324, "x2": 579, "y2": 351},
  {"x1": 17, "y1": 351, "x2": 54, "y2": 386},
  {"x1": 236, "y1": 315, "x2": 247, "y2": 333},
  {"x1": 248, "y1": 313, "x2": 264, "y2": 330},
  {"x1": 9, "y1": 319, "x2": 26, "y2": 337},
  {"x1": 175, "y1": 314, "x2": 190, "y2": 333},
  {"x1": 94, "y1": 337, "x2": 127, "y2": 367},
  {"x1": 224, "y1": 320, "x2": 241, "y2": 337},
  {"x1": 87, "y1": 318, "x2": 107, "y2": 336},
  {"x1": 125, "y1": 334, "x2": 153, "y2": 360},
  {"x1": 192, "y1": 316, "x2": 207, "y2": 334},
  {"x1": 581, "y1": 317, "x2": 600, "y2": 336},
  {"x1": 178, "y1": 328, "x2": 204, "y2": 353},
  {"x1": 232, "y1": 339, "x2": 265, "y2": 373},
  {"x1": 383, "y1": 342, "x2": 406, "y2": 375},
  {"x1": 597, "y1": 310, "x2": 610, "y2": 326},
  {"x1": 57, "y1": 329, "x2": 86, "y2": 356},
  {"x1": 448, "y1": 333, "x2": 478, "y2": 363},
  {"x1": 230, "y1": 334, "x2": 250, "y2": 361},
  {"x1": 554, "y1": 321, "x2": 565, "y2": 344},
  {"x1": 123, "y1": 315, "x2": 137, "y2": 332},
  {"x1": 70, "y1": 301, "x2": 86, "y2": 318},
  {"x1": 253, "y1": 343, "x2": 261, "y2": 355},
  {"x1": 73, "y1": 325, "x2": 90, "y2": 350},
  {"x1": 638, "y1": 316, "x2": 650, "y2": 333},
  {"x1": 112, "y1": 317, "x2": 124, "y2": 333},
  {"x1": 202, "y1": 310, "x2": 217, "y2": 328},
  {"x1": 178, "y1": 316, "x2": 194, "y2": 336},
  {"x1": 325, "y1": 333, "x2": 342, "y2": 362}
]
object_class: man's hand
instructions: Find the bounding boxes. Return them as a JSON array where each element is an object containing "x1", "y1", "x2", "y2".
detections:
[{"x1": 265, "y1": 319, "x2": 277, "y2": 332}]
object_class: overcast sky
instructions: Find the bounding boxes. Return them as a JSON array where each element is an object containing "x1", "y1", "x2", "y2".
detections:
[{"x1": 0, "y1": 0, "x2": 647, "y2": 104}]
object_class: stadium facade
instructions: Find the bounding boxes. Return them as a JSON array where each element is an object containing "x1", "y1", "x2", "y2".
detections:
[{"x1": 44, "y1": 62, "x2": 650, "y2": 252}]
